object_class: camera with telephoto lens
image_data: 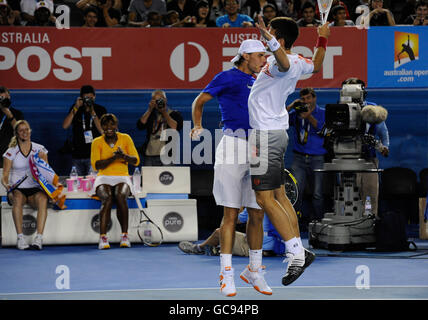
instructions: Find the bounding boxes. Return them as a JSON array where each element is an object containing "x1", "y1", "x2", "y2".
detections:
[
  {"x1": 83, "y1": 96, "x2": 94, "y2": 107},
  {"x1": 293, "y1": 100, "x2": 309, "y2": 114},
  {"x1": 0, "y1": 95, "x2": 11, "y2": 108},
  {"x1": 155, "y1": 98, "x2": 165, "y2": 109}
]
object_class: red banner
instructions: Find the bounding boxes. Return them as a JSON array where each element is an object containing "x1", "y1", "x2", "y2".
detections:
[{"x1": 0, "y1": 26, "x2": 366, "y2": 89}]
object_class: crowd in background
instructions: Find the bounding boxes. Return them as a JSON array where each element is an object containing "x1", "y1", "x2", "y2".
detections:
[{"x1": 1, "y1": 0, "x2": 427, "y2": 27}]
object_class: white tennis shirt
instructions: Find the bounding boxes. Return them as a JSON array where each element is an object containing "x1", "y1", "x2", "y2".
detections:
[
  {"x1": 3, "y1": 143, "x2": 48, "y2": 188},
  {"x1": 248, "y1": 54, "x2": 314, "y2": 130}
]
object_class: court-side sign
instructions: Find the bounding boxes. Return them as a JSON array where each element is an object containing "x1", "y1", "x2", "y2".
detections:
[
  {"x1": 368, "y1": 26, "x2": 428, "y2": 88},
  {"x1": 0, "y1": 26, "x2": 365, "y2": 89}
]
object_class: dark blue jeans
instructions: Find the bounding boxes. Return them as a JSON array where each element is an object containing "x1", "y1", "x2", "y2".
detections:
[{"x1": 291, "y1": 153, "x2": 325, "y2": 220}]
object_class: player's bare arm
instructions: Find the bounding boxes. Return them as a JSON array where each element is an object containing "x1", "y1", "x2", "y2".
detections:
[
  {"x1": 191, "y1": 92, "x2": 213, "y2": 139},
  {"x1": 256, "y1": 15, "x2": 290, "y2": 72}
]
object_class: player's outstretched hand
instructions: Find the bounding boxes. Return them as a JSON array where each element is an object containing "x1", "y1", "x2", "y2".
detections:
[
  {"x1": 255, "y1": 15, "x2": 273, "y2": 41},
  {"x1": 318, "y1": 22, "x2": 330, "y2": 39}
]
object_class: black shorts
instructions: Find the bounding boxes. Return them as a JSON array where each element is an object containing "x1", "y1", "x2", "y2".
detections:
[
  {"x1": 249, "y1": 129, "x2": 288, "y2": 191},
  {"x1": 15, "y1": 187, "x2": 42, "y2": 198}
]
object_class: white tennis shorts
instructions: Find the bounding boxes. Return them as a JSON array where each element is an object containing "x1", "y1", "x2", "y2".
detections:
[{"x1": 212, "y1": 135, "x2": 260, "y2": 209}]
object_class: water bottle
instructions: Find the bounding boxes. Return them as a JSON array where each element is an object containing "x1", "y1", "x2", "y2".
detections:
[
  {"x1": 142, "y1": 222, "x2": 152, "y2": 244},
  {"x1": 70, "y1": 166, "x2": 78, "y2": 192},
  {"x1": 133, "y1": 167, "x2": 141, "y2": 193},
  {"x1": 364, "y1": 196, "x2": 372, "y2": 216}
]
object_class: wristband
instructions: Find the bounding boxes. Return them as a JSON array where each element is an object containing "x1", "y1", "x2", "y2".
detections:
[
  {"x1": 316, "y1": 36, "x2": 328, "y2": 50},
  {"x1": 267, "y1": 37, "x2": 281, "y2": 52}
]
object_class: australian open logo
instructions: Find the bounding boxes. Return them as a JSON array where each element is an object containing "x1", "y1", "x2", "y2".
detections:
[
  {"x1": 159, "y1": 171, "x2": 174, "y2": 185},
  {"x1": 163, "y1": 212, "x2": 183, "y2": 232},
  {"x1": 91, "y1": 213, "x2": 112, "y2": 233},
  {"x1": 22, "y1": 215, "x2": 37, "y2": 235},
  {"x1": 394, "y1": 31, "x2": 419, "y2": 69}
]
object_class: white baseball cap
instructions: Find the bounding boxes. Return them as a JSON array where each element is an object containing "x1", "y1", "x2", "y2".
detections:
[
  {"x1": 231, "y1": 39, "x2": 266, "y2": 63},
  {"x1": 0, "y1": 0, "x2": 8, "y2": 6},
  {"x1": 36, "y1": 1, "x2": 51, "y2": 13}
]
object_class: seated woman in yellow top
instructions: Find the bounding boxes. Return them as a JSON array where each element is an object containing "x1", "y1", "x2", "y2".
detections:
[{"x1": 91, "y1": 113, "x2": 139, "y2": 250}]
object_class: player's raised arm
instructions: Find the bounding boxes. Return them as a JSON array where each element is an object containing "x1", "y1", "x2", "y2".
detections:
[
  {"x1": 312, "y1": 23, "x2": 330, "y2": 73},
  {"x1": 191, "y1": 92, "x2": 213, "y2": 140},
  {"x1": 256, "y1": 15, "x2": 290, "y2": 72}
]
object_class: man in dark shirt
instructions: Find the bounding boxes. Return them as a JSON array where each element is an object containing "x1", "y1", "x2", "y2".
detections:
[
  {"x1": 136, "y1": 90, "x2": 183, "y2": 166},
  {"x1": 62, "y1": 85, "x2": 107, "y2": 176},
  {"x1": 0, "y1": 86, "x2": 23, "y2": 168}
]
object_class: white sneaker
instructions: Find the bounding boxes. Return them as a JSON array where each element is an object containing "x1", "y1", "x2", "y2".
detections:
[
  {"x1": 219, "y1": 267, "x2": 236, "y2": 297},
  {"x1": 240, "y1": 265, "x2": 272, "y2": 295},
  {"x1": 120, "y1": 233, "x2": 131, "y2": 248},
  {"x1": 17, "y1": 236, "x2": 29, "y2": 250},
  {"x1": 98, "y1": 235, "x2": 110, "y2": 250},
  {"x1": 31, "y1": 234, "x2": 43, "y2": 250}
]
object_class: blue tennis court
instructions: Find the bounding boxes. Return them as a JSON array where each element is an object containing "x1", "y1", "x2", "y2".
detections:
[{"x1": 1, "y1": 238, "x2": 427, "y2": 301}]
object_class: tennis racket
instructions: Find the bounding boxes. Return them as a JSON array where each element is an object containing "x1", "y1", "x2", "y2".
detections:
[
  {"x1": 283, "y1": 169, "x2": 298, "y2": 207},
  {"x1": 317, "y1": 0, "x2": 333, "y2": 25},
  {"x1": 6, "y1": 175, "x2": 28, "y2": 205},
  {"x1": 134, "y1": 195, "x2": 164, "y2": 247}
]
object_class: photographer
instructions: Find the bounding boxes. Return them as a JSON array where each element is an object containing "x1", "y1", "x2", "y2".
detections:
[
  {"x1": 286, "y1": 87, "x2": 326, "y2": 225},
  {"x1": 62, "y1": 85, "x2": 107, "y2": 176},
  {"x1": 342, "y1": 77, "x2": 389, "y2": 217},
  {"x1": 136, "y1": 90, "x2": 183, "y2": 166},
  {"x1": 0, "y1": 86, "x2": 23, "y2": 168}
]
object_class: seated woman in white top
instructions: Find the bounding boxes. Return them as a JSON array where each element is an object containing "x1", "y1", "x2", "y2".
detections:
[{"x1": 1, "y1": 120, "x2": 49, "y2": 250}]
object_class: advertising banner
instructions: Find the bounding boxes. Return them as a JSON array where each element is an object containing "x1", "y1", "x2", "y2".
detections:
[
  {"x1": 1, "y1": 26, "x2": 366, "y2": 89},
  {"x1": 367, "y1": 26, "x2": 428, "y2": 88}
]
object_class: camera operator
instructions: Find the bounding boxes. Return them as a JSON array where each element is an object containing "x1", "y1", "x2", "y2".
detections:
[
  {"x1": 286, "y1": 87, "x2": 326, "y2": 226},
  {"x1": 136, "y1": 90, "x2": 183, "y2": 166},
  {"x1": 62, "y1": 85, "x2": 107, "y2": 176},
  {"x1": 342, "y1": 77, "x2": 389, "y2": 217},
  {"x1": 0, "y1": 86, "x2": 23, "y2": 168}
]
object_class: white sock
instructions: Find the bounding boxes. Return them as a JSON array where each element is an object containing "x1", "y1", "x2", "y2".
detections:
[
  {"x1": 17, "y1": 233, "x2": 24, "y2": 239},
  {"x1": 285, "y1": 237, "x2": 303, "y2": 256},
  {"x1": 297, "y1": 237, "x2": 304, "y2": 249},
  {"x1": 220, "y1": 253, "x2": 232, "y2": 271},
  {"x1": 249, "y1": 249, "x2": 263, "y2": 271}
]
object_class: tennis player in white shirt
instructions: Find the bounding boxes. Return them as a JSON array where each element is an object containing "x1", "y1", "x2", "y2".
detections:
[{"x1": 247, "y1": 15, "x2": 330, "y2": 287}]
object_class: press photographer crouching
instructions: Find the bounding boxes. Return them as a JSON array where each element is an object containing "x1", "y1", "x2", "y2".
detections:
[
  {"x1": 136, "y1": 90, "x2": 183, "y2": 166},
  {"x1": 62, "y1": 85, "x2": 107, "y2": 176}
]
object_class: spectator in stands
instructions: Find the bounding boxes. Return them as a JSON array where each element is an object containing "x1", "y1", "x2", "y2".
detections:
[
  {"x1": 208, "y1": 0, "x2": 225, "y2": 21},
  {"x1": 0, "y1": 86, "x2": 23, "y2": 169},
  {"x1": 62, "y1": 85, "x2": 107, "y2": 176},
  {"x1": 296, "y1": 2, "x2": 321, "y2": 27},
  {"x1": 20, "y1": 0, "x2": 54, "y2": 25},
  {"x1": 82, "y1": 6, "x2": 99, "y2": 26},
  {"x1": 216, "y1": 0, "x2": 254, "y2": 27},
  {"x1": 26, "y1": 1, "x2": 55, "y2": 26},
  {"x1": 241, "y1": 0, "x2": 278, "y2": 20},
  {"x1": 1, "y1": 120, "x2": 49, "y2": 250},
  {"x1": 127, "y1": 0, "x2": 166, "y2": 26},
  {"x1": 167, "y1": 0, "x2": 196, "y2": 20},
  {"x1": 261, "y1": 3, "x2": 278, "y2": 24},
  {"x1": 315, "y1": 0, "x2": 350, "y2": 22},
  {"x1": 399, "y1": 0, "x2": 418, "y2": 24},
  {"x1": 136, "y1": 90, "x2": 183, "y2": 166},
  {"x1": 402, "y1": 0, "x2": 428, "y2": 25},
  {"x1": 76, "y1": 0, "x2": 122, "y2": 27},
  {"x1": 194, "y1": 0, "x2": 216, "y2": 27},
  {"x1": 286, "y1": 88, "x2": 326, "y2": 226},
  {"x1": 145, "y1": 10, "x2": 163, "y2": 26},
  {"x1": 362, "y1": 0, "x2": 395, "y2": 26},
  {"x1": 91, "y1": 113, "x2": 140, "y2": 250},
  {"x1": 0, "y1": 0, "x2": 20, "y2": 25},
  {"x1": 163, "y1": 9, "x2": 187, "y2": 26},
  {"x1": 328, "y1": 4, "x2": 355, "y2": 26},
  {"x1": 276, "y1": 0, "x2": 299, "y2": 20}
]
